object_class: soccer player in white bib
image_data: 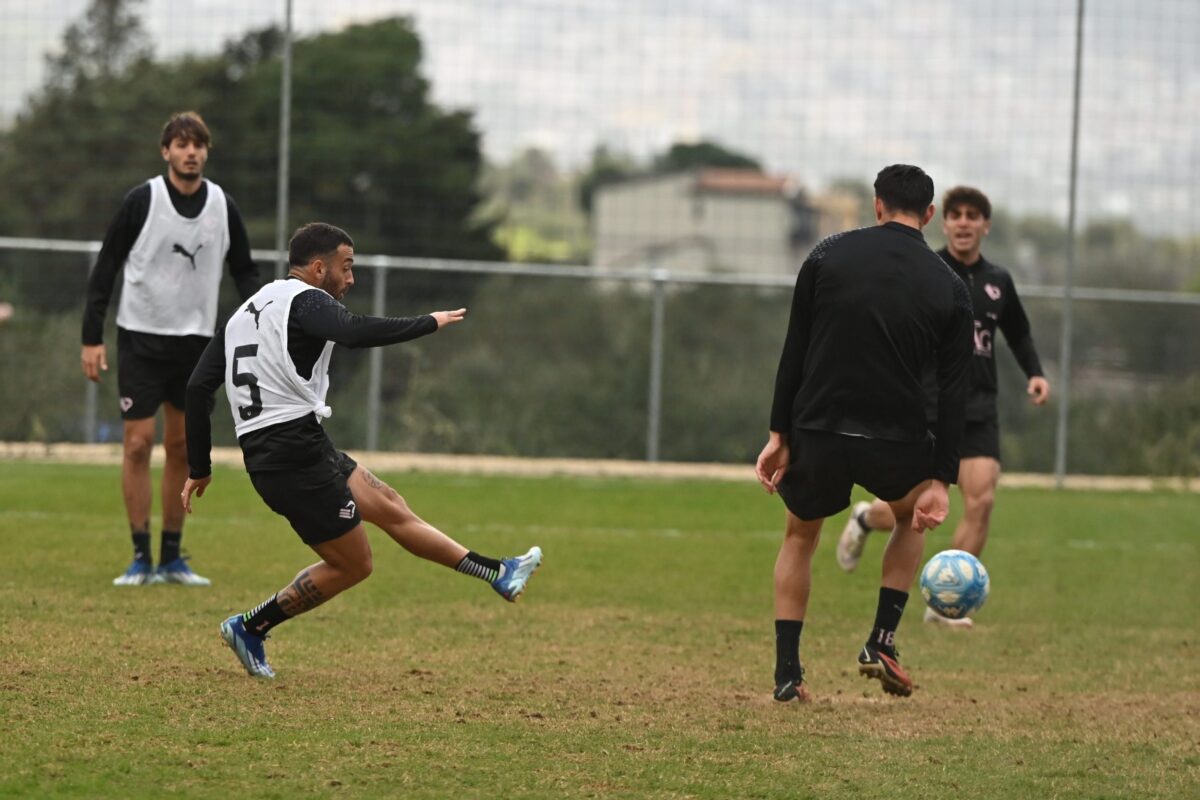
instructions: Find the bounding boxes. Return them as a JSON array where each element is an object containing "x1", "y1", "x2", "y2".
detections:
[
  {"x1": 182, "y1": 222, "x2": 542, "y2": 679},
  {"x1": 81, "y1": 111, "x2": 262, "y2": 587}
]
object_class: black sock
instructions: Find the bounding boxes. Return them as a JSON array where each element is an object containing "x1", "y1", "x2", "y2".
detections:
[
  {"x1": 774, "y1": 619, "x2": 804, "y2": 684},
  {"x1": 455, "y1": 551, "x2": 501, "y2": 583},
  {"x1": 857, "y1": 509, "x2": 873, "y2": 532},
  {"x1": 130, "y1": 522, "x2": 151, "y2": 565},
  {"x1": 160, "y1": 530, "x2": 182, "y2": 565},
  {"x1": 242, "y1": 595, "x2": 292, "y2": 638},
  {"x1": 869, "y1": 588, "x2": 909, "y2": 654}
]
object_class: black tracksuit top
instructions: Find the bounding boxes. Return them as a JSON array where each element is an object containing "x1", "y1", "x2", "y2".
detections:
[
  {"x1": 937, "y1": 248, "x2": 1044, "y2": 422},
  {"x1": 770, "y1": 222, "x2": 975, "y2": 484}
]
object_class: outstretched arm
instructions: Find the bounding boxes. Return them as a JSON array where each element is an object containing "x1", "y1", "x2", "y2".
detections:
[{"x1": 292, "y1": 288, "x2": 463, "y2": 348}]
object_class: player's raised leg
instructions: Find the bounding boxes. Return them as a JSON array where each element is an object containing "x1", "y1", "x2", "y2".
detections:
[
  {"x1": 773, "y1": 511, "x2": 821, "y2": 702},
  {"x1": 836, "y1": 499, "x2": 897, "y2": 571},
  {"x1": 221, "y1": 525, "x2": 374, "y2": 678},
  {"x1": 114, "y1": 416, "x2": 157, "y2": 586},
  {"x1": 348, "y1": 466, "x2": 542, "y2": 602}
]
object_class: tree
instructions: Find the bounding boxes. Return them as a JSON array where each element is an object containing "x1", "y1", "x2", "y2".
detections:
[
  {"x1": 0, "y1": 10, "x2": 499, "y2": 262},
  {"x1": 45, "y1": 0, "x2": 151, "y2": 91},
  {"x1": 650, "y1": 140, "x2": 761, "y2": 173},
  {"x1": 210, "y1": 18, "x2": 502, "y2": 261},
  {"x1": 577, "y1": 144, "x2": 639, "y2": 215},
  {"x1": 0, "y1": 6, "x2": 504, "y2": 445},
  {"x1": 481, "y1": 148, "x2": 590, "y2": 263}
]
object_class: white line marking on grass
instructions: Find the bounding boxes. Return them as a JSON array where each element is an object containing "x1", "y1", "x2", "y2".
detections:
[
  {"x1": 1067, "y1": 539, "x2": 1195, "y2": 554},
  {"x1": 3, "y1": 442, "x2": 1196, "y2": 492}
]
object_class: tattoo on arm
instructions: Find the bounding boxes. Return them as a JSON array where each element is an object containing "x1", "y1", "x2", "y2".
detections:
[{"x1": 276, "y1": 569, "x2": 327, "y2": 617}]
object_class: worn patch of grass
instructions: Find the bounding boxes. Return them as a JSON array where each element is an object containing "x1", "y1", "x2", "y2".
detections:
[{"x1": 0, "y1": 462, "x2": 1197, "y2": 798}]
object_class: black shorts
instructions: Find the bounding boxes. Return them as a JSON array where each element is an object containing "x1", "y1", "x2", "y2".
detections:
[
  {"x1": 116, "y1": 331, "x2": 201, "y2": 420},
  {"x1": 961, "y1": 418, "x2": 1001, "y2": 462},
  {"x1": 249, "y1": 449, "x2": 362, "y2": 545},
  {"x1": 776, "y1": 429, "x2": 934, "y2": 521}
]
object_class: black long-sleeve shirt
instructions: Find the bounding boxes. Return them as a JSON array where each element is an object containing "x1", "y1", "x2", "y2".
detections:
[
  {"x1": 186, "y1": 282, "x2": 438, "y2": 478},
  {"x1": 770, "y1": 222, "x2": 975, "y2": 484},
  {"x1": 81, "y1": 177, "x2": 262, "y2": 360},
  {"x1": 938, "y1": 248, "x2": 1044, "y2": 421}
]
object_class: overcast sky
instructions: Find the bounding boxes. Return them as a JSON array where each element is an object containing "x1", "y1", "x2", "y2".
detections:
[{"x1": 1, "y1": 0, "x2": 1197, "y2": 233}]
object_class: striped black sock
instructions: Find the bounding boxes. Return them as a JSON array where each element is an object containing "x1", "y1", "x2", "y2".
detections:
[
  {"x1": 456, "y1": 551, "x2": 501, "y2": 583},
  {"x1": 160, "y1": 530, "x2": 182, "y2": 565},
  {"x1": 242, "y1": 594, "x2": 291, "y2": 637},
  {"x1": 857, "y1": 509, "x2": 873, "y2": 532}
]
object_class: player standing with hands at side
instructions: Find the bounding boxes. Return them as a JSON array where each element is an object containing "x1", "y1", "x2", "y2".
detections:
[
  {"x1": 81, "y1": 111, "x2": 262, "y2": 587},
  {"x1": 183, "y1": 222, "x2": 542, "y2": 679},
  {"x1": 755, "y1": 165, "x2": 974, "y2": 701}
]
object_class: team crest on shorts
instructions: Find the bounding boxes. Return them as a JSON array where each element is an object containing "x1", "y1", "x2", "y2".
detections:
[
  {"x1": 119, "y1": 397, "x2": 134, "y2": 412},
  {"x1": 984, "y1": 283, "x2": 1002, "y2": 300}
]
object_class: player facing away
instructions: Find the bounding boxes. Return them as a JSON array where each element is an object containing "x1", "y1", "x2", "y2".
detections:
[
  {"x1": 755, "y1": 165, "x2": 974, "y2": 701},
  {"x1": 836, "y1": 186, "x2": 1049, "y2": 628},
  {"x1": 182, "y1": 222, "x2": 542, "y2": 679},
  {"x1": 81, "y1": 111, "x2": 263, "y2": 587}
]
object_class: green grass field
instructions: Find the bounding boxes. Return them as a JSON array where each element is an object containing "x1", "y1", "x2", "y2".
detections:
[{"x1": 1, "y1": 461, "x2": 1197, "y2": 799}]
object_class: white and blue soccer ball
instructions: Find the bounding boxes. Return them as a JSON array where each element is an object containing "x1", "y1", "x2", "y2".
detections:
[{"x1": 920, "y1": 549, "x2": 989, "y2": 619}]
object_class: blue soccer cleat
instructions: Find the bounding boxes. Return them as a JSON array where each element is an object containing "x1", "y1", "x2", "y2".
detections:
[
  {"x1": 491, "y1": 546, "x2": 543, "y2": 602},
  {"x1": 219, "y1": 615, "x2": 275, "y2": 679},
  {"x1": 157, "y1": 556, "x2": 212, "y2": 586},
  {"x1": 113, "y1": 558, "x2": 160, "y2": 586}
]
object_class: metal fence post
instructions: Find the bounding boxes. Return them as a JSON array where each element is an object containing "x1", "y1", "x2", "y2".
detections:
[
  {"x1": 1054, "y1": 0, "x2": 1086, "y2": 488},
  {"x1": 82, "y1": 253, "x2": 98, "y2": 443},
  {"x1": 646, "y1": 268, "x2": 667, "y2": 462},
  {"x1": 365, "y1": 264, "x2": 386, "y2": 451},
  {"x1": 83, "y1": 383, "x2": 97, "y2": 443},
  {"x1": 273, "y1": 0, "x2": 294, "y2": 279}
]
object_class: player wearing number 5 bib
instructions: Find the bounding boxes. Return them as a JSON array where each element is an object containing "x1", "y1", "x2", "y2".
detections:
[{"x1": 183, "y1": 222, "x2": 541, "y2": 679}]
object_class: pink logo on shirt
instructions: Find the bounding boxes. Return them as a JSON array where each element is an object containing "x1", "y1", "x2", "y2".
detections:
[
  {"x1": 973, "y1": 322, "x2": 993, "y2": 357},
  {"x1": 984, "y1": 283, "x2": 1002, "y2": 301}
]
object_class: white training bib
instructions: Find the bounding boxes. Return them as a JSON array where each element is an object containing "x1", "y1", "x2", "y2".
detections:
[
  {"x1": 223, "y1": 280, "x2": 335, "y2": 437},
  {"x1": 116, "y1": 175, "x2": 231, "y2": 337}
]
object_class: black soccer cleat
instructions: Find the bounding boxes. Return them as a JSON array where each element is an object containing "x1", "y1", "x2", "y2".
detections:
[
  {"x1": 773, "y1": 665, "x2": 811, "y2": 703},
  {"x1": 857, "y1": 643, "x2": 913, "y2": 697}
]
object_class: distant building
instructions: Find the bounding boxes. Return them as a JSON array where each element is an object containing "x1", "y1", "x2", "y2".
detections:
[{"x1": 592, "y1": 168, "x2": 862, "y2": 276}]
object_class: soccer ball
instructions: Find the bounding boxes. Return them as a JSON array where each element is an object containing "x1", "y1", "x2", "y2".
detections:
[{"x1": 920, "y1": 550, "x2": 989, "y2": 619}]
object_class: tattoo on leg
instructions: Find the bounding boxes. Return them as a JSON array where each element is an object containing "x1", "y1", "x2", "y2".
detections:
[
  {"x1": 362, "y1": 470, "x2": 386, "y2": 490},
  {"x1": 276, "y1": 569, "x2": 326, "y2": 616}
]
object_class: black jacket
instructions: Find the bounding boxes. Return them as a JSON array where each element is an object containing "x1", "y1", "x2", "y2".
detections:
[
  {"x1": 937, "y1": 248, "x2": 1044, "y2": 422},
  {"x1": 770, "y1": 223, "x2": 974, "y2": 484}
]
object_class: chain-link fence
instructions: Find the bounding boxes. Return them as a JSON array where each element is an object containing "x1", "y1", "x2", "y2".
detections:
[{"x1": 0, "y1": 1, "x2": 1197, "y2": 477}]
